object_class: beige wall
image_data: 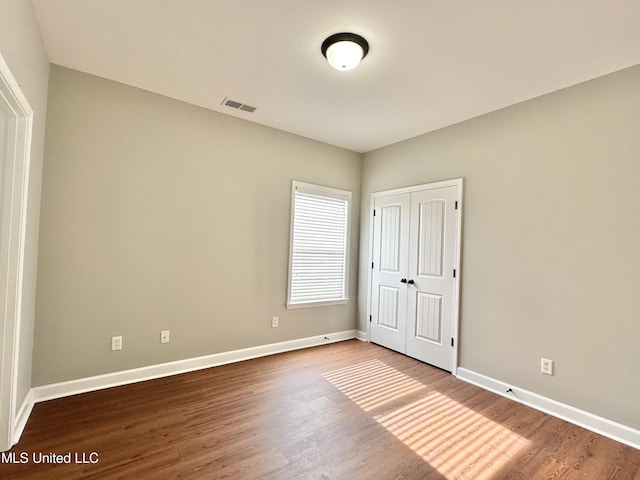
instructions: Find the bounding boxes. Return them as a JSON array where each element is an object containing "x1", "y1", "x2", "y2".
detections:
[
  {"x1": 23, "y1": 26, "x2": 640, "y2": 431},
  {"x1": 0, "y1": 1, "x2": 50, "y2": 406},
  {"x1": 359, "y1": 65, "x2": 640, "y2": 429},
  {"x1": 34, "y1": 66, "x2": 361, "y2": 385}
]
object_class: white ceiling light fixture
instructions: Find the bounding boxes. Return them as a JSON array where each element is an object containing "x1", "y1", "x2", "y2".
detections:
[{"x1": 321, "y1": 32, "x2": 369, "y2": 71}]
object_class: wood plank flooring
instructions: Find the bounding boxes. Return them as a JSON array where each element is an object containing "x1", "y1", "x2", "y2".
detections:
[{"x1": 1, "y1": 340, "x2": 638, "y2": 479}]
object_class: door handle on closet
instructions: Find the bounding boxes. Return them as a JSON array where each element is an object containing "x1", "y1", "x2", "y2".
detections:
[
  {"x1": 407, "y1": 279, "x2": 415, "y2": 285},
  {"x1": 400, "y1": 278, "x2": 407, "y2": 284}
]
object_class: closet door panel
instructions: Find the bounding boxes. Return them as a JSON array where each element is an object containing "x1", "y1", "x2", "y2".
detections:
[
  {"x1": 406, "y1": 186, "x2": 458, "y2": 371},
  {"x1": 370, "y1": 193, "x2": 411, "y2": 353}
]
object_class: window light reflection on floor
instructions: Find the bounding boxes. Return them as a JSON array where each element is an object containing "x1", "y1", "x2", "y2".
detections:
[{"x1": 323, "y1": 360, "x2": 529, "y2": 479}]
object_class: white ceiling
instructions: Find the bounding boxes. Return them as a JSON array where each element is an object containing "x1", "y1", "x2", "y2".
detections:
[{"x1": 31, "y1": 0, "x2": 640, "y2": 153}]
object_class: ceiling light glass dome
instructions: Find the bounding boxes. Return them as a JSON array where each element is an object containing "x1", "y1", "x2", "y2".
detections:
[{"x1": 321, "y1": 33, "x2": 369, "y2": 71}]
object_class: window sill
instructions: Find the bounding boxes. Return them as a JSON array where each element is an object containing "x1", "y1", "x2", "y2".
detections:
[{"x1": 286, "y1": 298, "x2": 350, "y2": 310}]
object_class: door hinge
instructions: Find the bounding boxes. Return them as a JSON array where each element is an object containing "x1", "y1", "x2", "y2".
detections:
[
  {"x1": 455, "y1": 201, "x2": 458, "y2": 210},
  {"x1": 453, "y1": 269, "x2": 456, "y2": 278},
  {"x1": 451, "y1": 337, "x2": 454, "y2": 347},
  {"x1": 369, "y1": 315, "x2": 372, "y2": 323},
  {"x1": 373, "y1": 209, "x2": 376, "y2": 217},
  {"x1": 371, "y1": 262, "x2": 374, "y2": 269}
]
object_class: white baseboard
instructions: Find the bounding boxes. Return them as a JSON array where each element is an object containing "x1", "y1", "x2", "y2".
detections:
[
  {"x1": 32, "y1": 330, "x2": 358, "y2": 404},
  {"x1": 355, "y1": 330, "x2": 367, "y2": 342},
  {"x1": 13, "y1": 389, "x2": 34, "y2": 446},
  {"x1": 456, "y1": 367, "x2": 640, "y2": 451},
  {"x1": 28, "y1": 336, "x2": 637, "y2": 452}
]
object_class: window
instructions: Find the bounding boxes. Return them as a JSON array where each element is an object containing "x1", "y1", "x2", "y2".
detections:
[{"x1": 287, "y1": 181, "x2": 351, "y2": 308}]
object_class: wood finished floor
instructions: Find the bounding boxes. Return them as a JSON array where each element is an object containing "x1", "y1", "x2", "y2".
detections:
[{"x1": 2, "y1": 340, "x2": 639, "y2": 479}]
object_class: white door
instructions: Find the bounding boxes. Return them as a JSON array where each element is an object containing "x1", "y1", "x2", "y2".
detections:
[
  {"x1": 0, "y1": 54, "x2": 33, "y2": 452},
  {"x1": 369, "y1": 193, "x2": 410, "y2": 353},
  {"x1": 369, "y1": 180, "x2": 461, "y2": 372},
  {"x1": 405, "y1": 186, "x2": 458, "y2": 370}
]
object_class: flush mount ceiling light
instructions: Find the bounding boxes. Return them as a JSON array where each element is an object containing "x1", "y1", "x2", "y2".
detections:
[{"x1": 321, "y1": 32, "x2": 369, "y2": 71}]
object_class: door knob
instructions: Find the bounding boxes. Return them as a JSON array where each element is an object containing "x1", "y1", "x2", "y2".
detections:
[
  {"x1": 400, "y1": 278, "x2": 407, "y2": 283},
  {"x1": 407, "y1": 279, "x2": 415, "y2": 285}
]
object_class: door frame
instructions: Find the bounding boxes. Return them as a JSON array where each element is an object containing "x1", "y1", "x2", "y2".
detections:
[
  {"x1": 366, "y1": 178, "x2": 463, "y2": 374},
  {"x1": 0, "y1": 52, "x2": 33, "y2": 451}
]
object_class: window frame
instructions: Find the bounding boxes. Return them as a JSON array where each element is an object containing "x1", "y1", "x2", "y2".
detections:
[{"x1": 286, "y1": 180, "x2": 352, "y2": 309}]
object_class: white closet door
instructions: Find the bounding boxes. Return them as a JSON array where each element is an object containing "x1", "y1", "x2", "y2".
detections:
[
  {"x1": 369, "y1": 180, "x2": 461, "y2": 373},
  {"x1": 369, "y1": 193, "x2": 411, "y2": 353},
  {"x1": 405, "y1": 186, "x2": 458, "y2": 371}
]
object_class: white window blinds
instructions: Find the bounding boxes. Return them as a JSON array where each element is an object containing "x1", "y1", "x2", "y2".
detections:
[{"x1": 287, "y1": 181, "x2": 351, "y2": 308}]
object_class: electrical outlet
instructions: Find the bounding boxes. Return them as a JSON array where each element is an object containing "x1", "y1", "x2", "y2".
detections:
[
  {"x1": 160, "y1": 330, "x2": 170, "y2": 344},
  {"x1": 541, "y1": 358, "x2": 553, "y2": 375},
  {"x1": 111, "y1": 336, "x2": 122, "y2": 351},
  {"x1": 271, "y1": 316, "x2": 279, "y2": 328}
]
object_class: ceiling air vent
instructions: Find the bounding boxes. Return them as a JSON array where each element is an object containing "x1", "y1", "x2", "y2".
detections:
[{"x1": 221, "y1": 97, "x2": 256, "y2": 113}]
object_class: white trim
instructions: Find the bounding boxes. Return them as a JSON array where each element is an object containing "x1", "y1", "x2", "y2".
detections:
[
  {"x1": 367, "y1": 178, "x2": 463, "y2": 374},
  {"x1": 452, "y1": 179, "x2": 463, "y2": 373},
  {"x1": 456, "y1": 368, "x2": 640, "y2": 450},
  {"x1": 355, "y1": 330, "x2": 367, "y2": 342},
  {"x1": 0, "y1": 52, "x2": 34, "y2": 452},
  {"x1": 371, "y1": 178, "x2": 462, "y2": 197},
  {"x1": 286, "y1": 298, "x2": 349, "y2": 309},
  {"x1": 21, "y1": 334, "x2": 640, "y2": 452},
  {"x1": 12, "y1": 389, "x2": 34, "y2": 446},
  {"x1": 32, "y1": 330, "x2": 358, "y2": 403},
  {"x1": 364, "y1": 189, "x2": 375, "y2": 344}
]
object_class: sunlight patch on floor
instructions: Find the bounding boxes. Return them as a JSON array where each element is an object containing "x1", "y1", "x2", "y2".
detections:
[{"x1": 323, "y1": 360, "x2": 529, "y2": 479}]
